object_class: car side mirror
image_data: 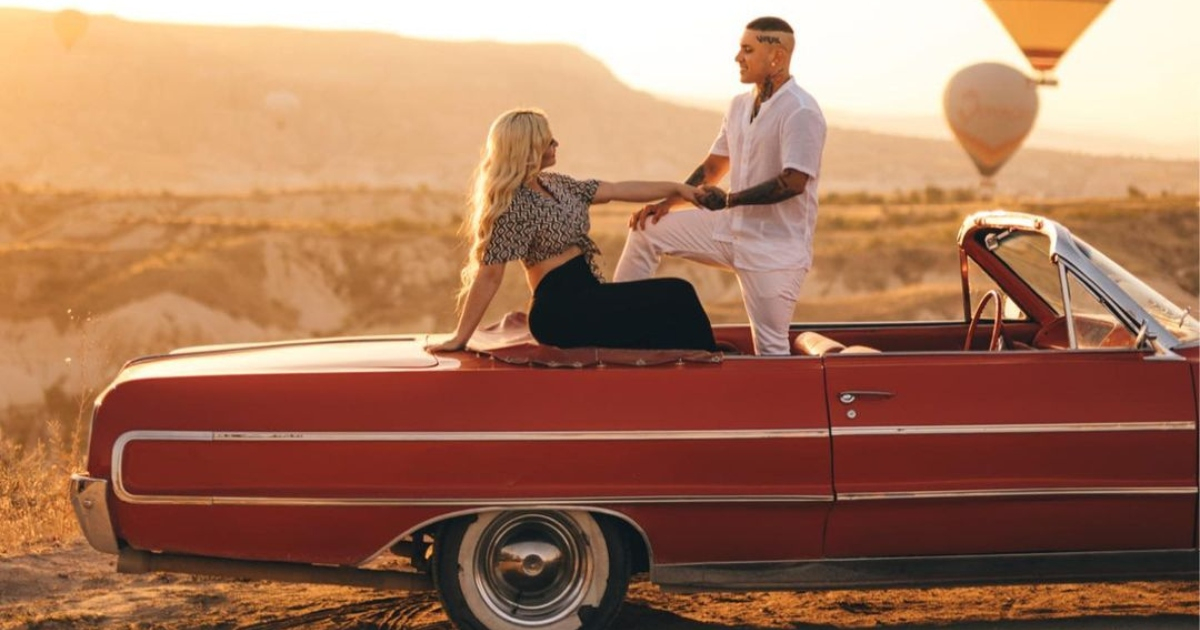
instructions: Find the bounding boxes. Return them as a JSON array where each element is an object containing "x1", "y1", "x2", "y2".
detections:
[{"x1": 1133, "y1": 321, "x2": 1155, "y2": 350}]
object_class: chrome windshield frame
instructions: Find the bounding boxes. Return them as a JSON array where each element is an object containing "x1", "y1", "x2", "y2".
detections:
[{"x1": 959, "y1": 210, "x2": 1184, "y2": 350}]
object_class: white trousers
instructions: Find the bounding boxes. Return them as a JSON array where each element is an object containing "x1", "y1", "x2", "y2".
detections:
[{"x1": 613, "y1": 209, "x2": 807, "y2": 355}]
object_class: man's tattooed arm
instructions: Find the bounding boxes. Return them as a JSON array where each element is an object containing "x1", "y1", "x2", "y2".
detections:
[
  {"x1": 696, "y1": 168, "x2": 809, "y2": 210},
  {"x1": 731, "y1": 168, "x2": 808, "y2": 206},
  {"x1": 684, "y1": 164, "x2": 707, "y2": 187}
]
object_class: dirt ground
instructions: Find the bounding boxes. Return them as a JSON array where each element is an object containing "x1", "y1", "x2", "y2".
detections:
[{"x1": 1, "y1": 541, "x2": 1196, "y2": 630}]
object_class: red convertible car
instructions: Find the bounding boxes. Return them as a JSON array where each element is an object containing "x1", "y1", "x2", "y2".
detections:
[{"x1": 71, "y1": 210, "x2": 1198, "y2": 630}]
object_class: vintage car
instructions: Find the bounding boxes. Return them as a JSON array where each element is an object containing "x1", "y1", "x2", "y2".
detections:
[{"x1": 70, "y1": 210, "x2": 1198, "y2": 630}]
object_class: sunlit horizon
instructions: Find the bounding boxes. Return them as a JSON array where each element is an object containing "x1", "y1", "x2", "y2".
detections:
[{"x1": 3, "y1": 0, "x2": 1198, "y2": 159}]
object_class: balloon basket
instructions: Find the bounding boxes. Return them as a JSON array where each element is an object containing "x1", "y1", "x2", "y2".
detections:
[
  {"x1": 1035, "y1": 71, "x2": 1059, "y2": 87},
  {"x1": 978, "y1": 178, "x2": 997, "y2": 201}
]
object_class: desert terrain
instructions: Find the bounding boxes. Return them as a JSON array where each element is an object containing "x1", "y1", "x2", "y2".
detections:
[{"x1": 1, "y1": 540, "x2": 1197, "y2": 629}]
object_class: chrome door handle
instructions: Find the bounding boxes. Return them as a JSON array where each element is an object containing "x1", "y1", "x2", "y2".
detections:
[{"x1": 838, "y1": 391, "x2": 895, "y2": 404}]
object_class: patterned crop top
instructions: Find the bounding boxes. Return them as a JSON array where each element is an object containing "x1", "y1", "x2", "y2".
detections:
[{"x1": 482, "y1": 171, "x2": 605, "y2": 281}]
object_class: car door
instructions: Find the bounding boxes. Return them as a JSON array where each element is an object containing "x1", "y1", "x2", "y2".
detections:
[
  {"x1": 820, "y1": 341, "x2": 1197, "y2": 559},
  {"x1": 619, "y1": 354, "x2": 834, "y2": 566}
]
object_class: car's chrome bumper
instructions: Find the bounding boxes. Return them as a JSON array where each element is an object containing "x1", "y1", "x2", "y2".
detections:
[{"x1": 69, "y1": 473, "x2": 120, "y2": 554}]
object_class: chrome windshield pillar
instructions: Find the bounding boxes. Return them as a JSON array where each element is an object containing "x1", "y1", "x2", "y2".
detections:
[{"x1": 1055, "y1": 256, "x2": 1078, "y2": 349}]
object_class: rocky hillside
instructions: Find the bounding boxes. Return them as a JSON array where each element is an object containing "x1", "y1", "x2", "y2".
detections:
[
  {"x1": 2, "y1": 187, "x2": 1196, "y2": 446},
  {"x1": 0, "y1": 9, "x2": 1194, "y2": 197}
]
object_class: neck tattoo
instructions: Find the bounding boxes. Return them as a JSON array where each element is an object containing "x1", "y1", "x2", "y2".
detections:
[{"x1": 751, "y1": 75, "x2": 781, "y2": 122}]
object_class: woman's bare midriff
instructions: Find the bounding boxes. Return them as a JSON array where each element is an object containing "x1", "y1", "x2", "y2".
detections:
[{"x1": 525, "y1": 245, "x2": 583, "y2": 292}]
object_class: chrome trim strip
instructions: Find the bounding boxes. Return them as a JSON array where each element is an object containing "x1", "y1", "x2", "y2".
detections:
[
  {"x1": 839, "y1": 487, "x2": 1198, "y2": 501},
  {"x1": 111, "y1": 431, "x2": 212, "y2": 504},
  {"x1": 114, "y1": 492, "x2": 834, "y2": 507},
  {"x1": 111, "y1": 429, "x2": 832, "y2": 505},
  {"x1": 112, "y1": 429, "x2": 1199, "y2": 506},
  {"x1": 832, "y1": 421, "x2": 1195, "y2": 437},
  {"x1": 208, "y1": 495, "x2": 833, "y2": 506},
  {"x1": 211, "y1": 429, "x2": 830, "y2": 441}
]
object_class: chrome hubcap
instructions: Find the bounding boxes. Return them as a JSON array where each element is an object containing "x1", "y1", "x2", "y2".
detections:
[{"x1": 475, "y1": 512, "x2": 592, "y2": 626}]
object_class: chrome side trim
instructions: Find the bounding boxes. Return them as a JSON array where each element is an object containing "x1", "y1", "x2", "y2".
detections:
[
  {"x1": 111, "y1": 431, "x2": 212, "y2": 504},
  {"x1": 112, "y1": 429, "x2": 833, "y2": 506},
  {"x1": 839, "y1": 487, "x2": 1198, "y2": 501},
  {"x1": 832, "y1": 421, "x2": 1195, "y2": 437},
  {"x1": 212, "y1": 494, "x2": 834, "y2": 505},
  {"x1": 69, "y1": 474, "x2": 120, "y2": 554},
  {"x1": 111, "y1": 429, "x2": 1198, "y2": 507},
  {"x1": 111, "y1": 428, "x2": 829, "y2": 501},
  {"x1": 112, "y1": 428, "x2": 829, "y2": 502},
  {"x1": 210, "y1": 429, "x2": 829, "y2": 441},
  {"x1": 114, "y1": 492, "x2": 833, "y2": 507}
]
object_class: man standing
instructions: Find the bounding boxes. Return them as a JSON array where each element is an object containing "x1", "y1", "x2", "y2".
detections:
[{"x1": 613, "y1": 16, "x2": 826, "y2": 355}]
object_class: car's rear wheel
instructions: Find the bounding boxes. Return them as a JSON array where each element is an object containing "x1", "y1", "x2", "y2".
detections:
[{"x1": 433, "y1": 510, "x2": 629, "y2": 630}]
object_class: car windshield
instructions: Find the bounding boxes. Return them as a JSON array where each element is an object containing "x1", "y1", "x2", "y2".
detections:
[
  {"x1": 987, "y1": 231, "x2": 1064, "y2": 315},
  {"x1": 1073, "y1": 237, "x2": 1200, "y2": 343},
  {"x1": 987, "y1": 230, "x2": 1199, "y2": 345}
]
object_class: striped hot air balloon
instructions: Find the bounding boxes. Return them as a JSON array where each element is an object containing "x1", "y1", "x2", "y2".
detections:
[{"x1": 984, "y1": 0, "x2": 1111, "y2": 84}]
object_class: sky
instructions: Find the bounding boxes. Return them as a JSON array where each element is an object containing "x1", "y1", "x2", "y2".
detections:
[{"x1": 9, "y1": 0, "x2": 1200, "y2": 159}]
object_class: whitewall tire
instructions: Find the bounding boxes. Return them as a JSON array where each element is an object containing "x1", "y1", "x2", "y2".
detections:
[{"x1": 433, "y1": 510, "x2": 630, "y2": 630}]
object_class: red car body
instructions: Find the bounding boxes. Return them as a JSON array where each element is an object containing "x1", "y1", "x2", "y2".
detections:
[{"x1": 71, "y1": 211, "x2": 1199, "y2": 630}]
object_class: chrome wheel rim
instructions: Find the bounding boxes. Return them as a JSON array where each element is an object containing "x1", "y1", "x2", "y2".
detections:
[{"x1": 474, "y1": 512, "x2": 593, "y2": 626}]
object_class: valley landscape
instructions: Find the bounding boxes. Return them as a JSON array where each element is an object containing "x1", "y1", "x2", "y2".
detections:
[{"x1": 0, "y1": 8, "x2": 1197, "y2": 629}]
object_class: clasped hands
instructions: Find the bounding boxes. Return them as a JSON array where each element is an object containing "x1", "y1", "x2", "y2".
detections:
[{"x1": 693, "y1": 185, "x2": 731, "y2": 211}]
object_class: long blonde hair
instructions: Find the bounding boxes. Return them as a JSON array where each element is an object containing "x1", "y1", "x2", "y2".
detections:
[{"x1": 458, "y1": 108, "x2": 554, "y2": 307}]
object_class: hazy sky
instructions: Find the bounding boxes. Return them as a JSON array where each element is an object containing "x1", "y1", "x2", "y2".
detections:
[{"x1": 10, "y1": 0, "x2": 1200, "y2": 159}]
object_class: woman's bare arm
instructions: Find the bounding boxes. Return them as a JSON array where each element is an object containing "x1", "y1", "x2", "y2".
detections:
[{"x1": 425, "y1": 262, "x2": 505, "y2": 352}]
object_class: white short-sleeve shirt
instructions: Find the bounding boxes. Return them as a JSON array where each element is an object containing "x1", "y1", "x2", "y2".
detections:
[{"x1": 709, "y1": 78, "x2": 826, "y2": 271}]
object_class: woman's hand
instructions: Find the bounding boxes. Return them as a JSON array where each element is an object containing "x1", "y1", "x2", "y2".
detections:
[
  {"x1": 425, "y1": 335, "x2": 468, "y2": 353},
  {"x1": 629, "y1": 200, "x2": 671, "y2": 230}
]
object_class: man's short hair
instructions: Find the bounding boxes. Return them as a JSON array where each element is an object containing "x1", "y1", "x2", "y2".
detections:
[{"x1": 746, "y1": 16, "x2": 793, "y2": 34}]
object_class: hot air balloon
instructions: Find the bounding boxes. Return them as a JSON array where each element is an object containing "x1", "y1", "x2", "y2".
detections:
[
  {"x1": 53, "y1": 9, "x2": 89, "y2": 51},
  {"x1": 984, "y1": 0, "x2": 1111, "y2": 85},
  {"x1": 943, "y1": 62, "x2": 1039, "y2": 192},
  {"x1": 262, "y1": 90, "x2": 301, "y2": 131}
]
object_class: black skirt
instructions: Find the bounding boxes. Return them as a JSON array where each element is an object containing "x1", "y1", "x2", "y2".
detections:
[{"x1": 529, "y1": 255, "x2": 717, "y2": 351}]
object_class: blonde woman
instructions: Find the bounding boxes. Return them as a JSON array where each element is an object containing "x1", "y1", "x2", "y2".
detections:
[{"x1": 427, "y1": 108, "x2": 717, "y2": 353}]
